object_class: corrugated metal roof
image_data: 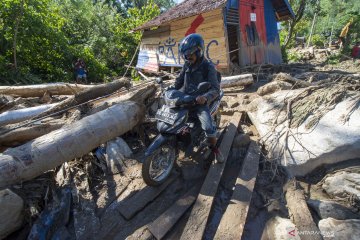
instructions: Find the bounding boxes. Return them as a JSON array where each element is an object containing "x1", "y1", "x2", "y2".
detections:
[{"x1": 133, "y1": 0, "x2": 227, "y2": 31}]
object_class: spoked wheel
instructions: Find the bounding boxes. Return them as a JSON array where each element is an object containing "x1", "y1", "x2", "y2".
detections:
[{"x1": 142, "y1": 144, "x2": 176, "y2": 186}]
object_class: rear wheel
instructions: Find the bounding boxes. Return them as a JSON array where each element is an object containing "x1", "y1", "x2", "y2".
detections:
[{"x1": 142, "y1": 143, "x2": 176, "y2": 186}]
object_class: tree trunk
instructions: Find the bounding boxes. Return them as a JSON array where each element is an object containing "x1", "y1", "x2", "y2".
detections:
[
  {"x1": 0, "y1": 83, "x2": 97, "y2": 97},
  {"x1": 0, "y1": 101, "x2": 144, "y2": 189},
  {"x1": 35, "y1": 78, "x2": 131, "y2": 119},
  {"x1": 88, "y1": 83, "x2": 157, "y2": 114},
  {"x1": 13, "y1": 0, "x2": 24, "y2": 70},
  {"x1": 0, "y1": 103, "x2": 58, "y2": 127},
  {"x1": 0, "y1": 122, "x2": 64, "y2": 148},
  {"x1": 282, "y1": 0, "x2": 307, "y2": 49},
  {"x1": 220, "y1": 74, "x2": 254, "y2": 88},
  {"x1": 284, "y1": 179, "x2": 323, "y2": 240}
]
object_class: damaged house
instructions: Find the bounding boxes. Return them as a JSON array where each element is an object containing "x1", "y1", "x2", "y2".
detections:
[{"x1": 134, "y1": 0, "x2": 294, "y2": 73}]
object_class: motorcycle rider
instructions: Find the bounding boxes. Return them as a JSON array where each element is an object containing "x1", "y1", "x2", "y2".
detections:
[{"x1": 172, "y1": 33, "x2": 224, "y2": 163}]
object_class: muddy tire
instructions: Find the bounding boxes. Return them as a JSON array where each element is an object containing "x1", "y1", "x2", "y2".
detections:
[{"x1": 142, "y1": 143, "x2": 176, "y2": 186}]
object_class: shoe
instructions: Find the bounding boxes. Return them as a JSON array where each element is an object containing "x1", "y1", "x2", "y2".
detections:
[{"x1": 212, "y1": 147, "x2": 224, "y2": 163}]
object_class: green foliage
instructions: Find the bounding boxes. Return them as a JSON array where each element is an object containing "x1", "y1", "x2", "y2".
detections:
[
  {"x1": 287, "y1": 51, "x2": 302, "y2": 62},
  {"x1": 0, "y1": 0, "x2": 160, "y2": 84},
  {"x1": 311, "y1": 34, "x2": 326, "y2": 47},
  {"x1": 282, "y1": 0, "x2": 359, "y2": 51},
  {"x1": 325, "y1": 54, "x2": 341, "y2": 65}
]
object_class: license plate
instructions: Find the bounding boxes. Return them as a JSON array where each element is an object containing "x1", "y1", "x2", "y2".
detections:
[{"x1": 155, "y1": 109, "x2": 178, "y2": 125}]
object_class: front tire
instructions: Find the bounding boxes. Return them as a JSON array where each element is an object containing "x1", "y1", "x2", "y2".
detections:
[{"x1": 142, "y1": 143, "x2": 176, "y2": 186}]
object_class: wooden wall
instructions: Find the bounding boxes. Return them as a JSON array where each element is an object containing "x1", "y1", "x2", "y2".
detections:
[{"x1": 136, "y1": 8, "x2": 229, "y2": 72}]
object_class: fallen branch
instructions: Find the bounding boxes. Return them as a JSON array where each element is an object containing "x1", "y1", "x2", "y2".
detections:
[{"x1": 0, "y1": 101, "x2": 144, "y2": 189}]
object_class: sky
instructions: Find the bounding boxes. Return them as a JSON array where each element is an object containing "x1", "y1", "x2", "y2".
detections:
[{"x1": 175, "y1": 0, "x2": 184, "y2": 3}]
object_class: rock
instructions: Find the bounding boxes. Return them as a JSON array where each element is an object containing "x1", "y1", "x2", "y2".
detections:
[
  {"x1": 229, "y1": 100, "x2": 239, "y2": 108},
  {"x1": 318, "y1": 218, "x2": 360, "y2": 240},
  {"x1": 322, "y1": 170, "x2": 360, "y2": 199},
  {"x1": 262, "y1": 216, "x2": 300, "y2": 240},
  {"x1": 248, "y1": 90, "x2": 360, "y2": 176},
  {"x1": 307, "y1": 199, "x2": 360, "y2": 220},
  {"x1": 0, "y1": 189, "x2": 24, "y2": 239},
  {"x1": 257, "y1": 81, "x2": 293, "y2": 96},
  {"x1": 232, "y1": 134, "x2": 251, "y2": 148}
]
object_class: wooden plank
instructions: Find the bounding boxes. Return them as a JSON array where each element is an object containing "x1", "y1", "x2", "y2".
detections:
[
  {"x1": 180, "y1": 112, "x2": 242, "y2": 240},
  {"x1": 148, "y1": 184, "x2": 201, "y2": 240},
  {"x1": 117, "y1": 173, "x2": 179, "y2": 220},
  {"x1": 214, "y1": 141, "x2": 261, "y2": 240}
]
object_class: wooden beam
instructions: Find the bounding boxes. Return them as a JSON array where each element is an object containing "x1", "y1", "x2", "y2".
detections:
[
  {"x1": 214, "y1": 141, "x2": 261, "y2": 240},
  {"x1": 117, "y1": 173, "x2": 179, "y2": 220},
  {"x1": 180, "y1": 112, "x2": 242, "y2": 240},
  {"x1": 148, "y1": 184, "x2": 201, "y2": 240}
]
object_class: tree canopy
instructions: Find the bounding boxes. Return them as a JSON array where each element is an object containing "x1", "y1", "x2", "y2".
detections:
[
  {"x1": 280, "y1": 0, "x2": 360, "y2": 50},
  {"x1": 0, "y1": 0, "x2": 168, "y2": 84}
]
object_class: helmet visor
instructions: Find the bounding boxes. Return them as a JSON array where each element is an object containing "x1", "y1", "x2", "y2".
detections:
[{"x1": 182, "y1": 46, "x2": 198, "y2": 60}]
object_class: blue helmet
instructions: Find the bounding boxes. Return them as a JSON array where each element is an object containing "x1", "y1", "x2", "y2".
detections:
[{"x1": 179, "y1": 34, "x2": 205, "y2": 60}]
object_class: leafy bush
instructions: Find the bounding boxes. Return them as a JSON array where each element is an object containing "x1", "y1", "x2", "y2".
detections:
[{"x1": 311, "y1": 34, "x2": 326, "y2": 47}]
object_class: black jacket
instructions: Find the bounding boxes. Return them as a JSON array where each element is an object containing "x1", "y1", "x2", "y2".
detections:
[{"x1": 174, "y1": 57, "x2": 220, "y2": 103}]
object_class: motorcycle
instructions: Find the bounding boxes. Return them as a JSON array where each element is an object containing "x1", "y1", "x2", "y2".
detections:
[{"x1": 142, "y1": 78, "x2": 224, "y2": 186}]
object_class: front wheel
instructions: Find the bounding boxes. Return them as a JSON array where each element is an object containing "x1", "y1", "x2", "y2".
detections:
[{"x1": 142, "y1": 143, "x2": 176, "y2": 186}]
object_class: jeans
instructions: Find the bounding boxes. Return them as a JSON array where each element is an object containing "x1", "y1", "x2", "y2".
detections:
[{"x1": 193, "y1": 105, "x2": 216, "y2": 137}]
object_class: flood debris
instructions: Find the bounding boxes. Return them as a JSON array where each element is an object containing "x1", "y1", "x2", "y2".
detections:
[{"x1": 0, "y1": 54, "x2": 359, "y2": 240}]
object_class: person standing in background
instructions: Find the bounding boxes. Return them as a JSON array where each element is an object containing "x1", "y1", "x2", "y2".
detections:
[{"x1": 74, "y1": 59, "x2": 87, "y2": 84}]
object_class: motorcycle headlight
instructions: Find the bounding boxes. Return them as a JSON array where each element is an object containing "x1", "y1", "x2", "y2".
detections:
[{"x1": 165, "y1": 98, "x2": 177, "y2": 108}]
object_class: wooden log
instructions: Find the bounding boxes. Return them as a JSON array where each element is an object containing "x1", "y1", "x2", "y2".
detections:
[
  {"x1": 221, "y1": 74, "x2": 254, "y2": 88},
  {"x1": 0, "y1": 122, "x2": 64, "y2": 147},
  {"x1": 180, "y1": 112, "x2": 242, "y2": 240},
  {"x1": 214, "y1": 141, "x2": 260, "y2": 240},
  {"x1": 0, "y1": 101, "x2": 144, "y2": 189},
  {"x1": 0, "y1": 103, "x2": 58, "y2": 126},
  {"x1": 35, "y1": 78, "x2": 131, "y2": 119},
  {"x1": 0, "y1": 83, "x2": 96, "y2": 97},
  {"x1": 284, "y1": 179, "x2": 323, "y2": 240},
  {"x1": 148, "y1": 184, "x2": 201, "y2": 240},
  {"x1": 88, "y1": 83, "x2": 157, "y2": 114}
]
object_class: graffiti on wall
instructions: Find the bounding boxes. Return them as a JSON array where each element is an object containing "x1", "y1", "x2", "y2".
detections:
[{"x1": 157, "y1": 37, "x2": 220, "y2": 66}]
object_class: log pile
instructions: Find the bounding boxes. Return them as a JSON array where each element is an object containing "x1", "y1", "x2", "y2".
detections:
[{"x1": 0, "y1": 77, "x2": 161, "y2": 238}]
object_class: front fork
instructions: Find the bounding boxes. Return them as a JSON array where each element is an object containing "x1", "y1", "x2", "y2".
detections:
[{"x1": 144, "y1": 134, "x2": 175, "y2": 158}]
